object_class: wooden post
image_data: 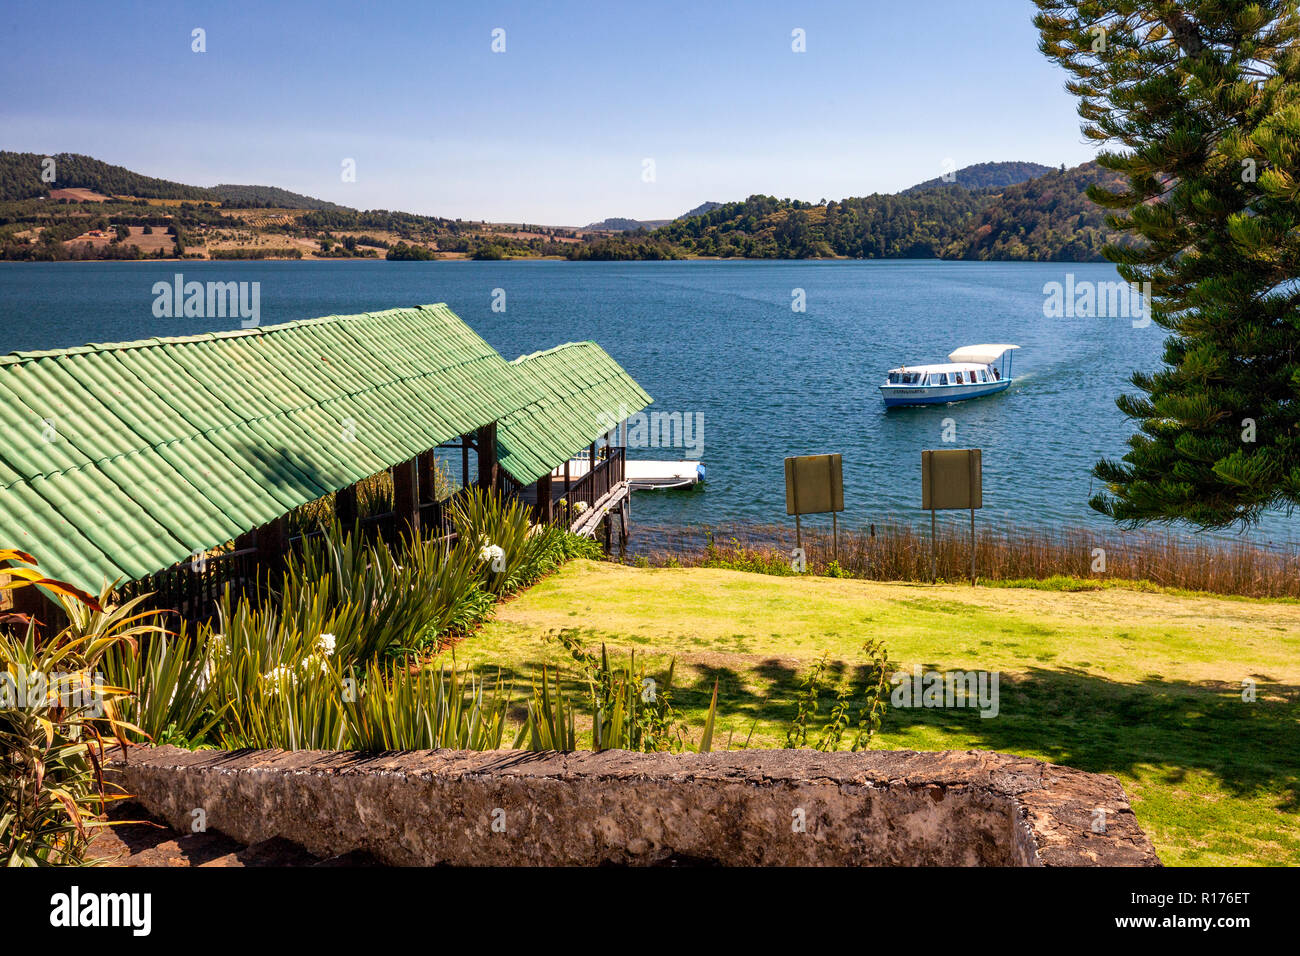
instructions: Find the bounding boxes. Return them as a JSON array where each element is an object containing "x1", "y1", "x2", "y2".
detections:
[
  {"x1": 536, "y1": 473, "x2": 553, "y2": 523},
  {"x1": 477, "y1": 424, "x2": 499, "y2": 492},
  {"x1": 791, "y1": 462, "x2": 802, "y2": 556},
  {"x1": 418, "y1": 450, "x2": 443, "y2": 535},
  {"x1": 930, "y1": 509, "x2": 937, "y2": 584},
  {"x1": 417, "y1": 450, "x2": 437, "y2": 503},
  {"x1": 393, "y1": 456, "x2": 419, "y2": 537},
  {"x1": 461, "y1": 436, "x2": 470, "y2": 488},
  {"x1": 336, "y1": 483, "x2": 359, "y2": 529},
  {"x1": 927, "y1": 452, "x2": 937, "y2": 584},
  {"x1": 968, "y1": 448, "x2": 977, "y2": 586},
  {"x1": 256, "y1": 514, "x2": 288, "y2": 582},
  {"x1": 8, "y1": 578, "x2": 49, "y2": 632}
]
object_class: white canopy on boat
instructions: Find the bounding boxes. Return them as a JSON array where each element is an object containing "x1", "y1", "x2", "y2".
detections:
[
  {"x1": 886, "y1": 362, "x2": 991, "y2": 375},
  {"x1": 947, "y1": 344, "x2": 1020, "y2": 365}
]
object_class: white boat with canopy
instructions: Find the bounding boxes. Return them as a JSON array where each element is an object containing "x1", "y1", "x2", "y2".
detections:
[{"x1": 880, "y1": 344, "x2": 1019, "y2": 407}]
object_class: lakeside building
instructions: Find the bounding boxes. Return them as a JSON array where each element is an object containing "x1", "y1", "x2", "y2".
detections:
[{"x1": 0, "y1": 304, "x2": 649, "y2": 622}]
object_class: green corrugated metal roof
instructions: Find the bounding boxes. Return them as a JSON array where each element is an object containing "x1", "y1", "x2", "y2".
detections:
[
  {"x1": 0, "y1": 304, "x2": 544, "y2": 592},
  {"x1": 498, "y1": 342, "x2": 653, "y2": 485}
]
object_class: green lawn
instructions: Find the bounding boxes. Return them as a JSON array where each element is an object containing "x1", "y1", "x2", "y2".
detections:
[{"x1": 445, "y1": 560, "x2": 1300, "y2": 867}]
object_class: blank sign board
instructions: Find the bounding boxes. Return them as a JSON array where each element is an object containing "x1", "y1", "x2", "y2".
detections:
[
  {"x1": 785, "y1": 453, "x2": 844, "y2": 516},
  {"x1": 921, "y1": 448, "x2": 982, "y2": 510}
]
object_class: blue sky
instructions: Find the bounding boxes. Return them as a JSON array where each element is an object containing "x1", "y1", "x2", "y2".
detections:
[{"x1": 2, "y1": 0, "x2": 1096, "y2": 224}]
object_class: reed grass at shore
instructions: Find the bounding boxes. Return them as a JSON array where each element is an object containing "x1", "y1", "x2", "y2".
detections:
[{"x1": 628, "y1": 522, "x2": 1300, "y2": 599}]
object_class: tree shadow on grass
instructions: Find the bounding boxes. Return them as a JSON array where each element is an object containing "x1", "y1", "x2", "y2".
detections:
[
  {"x1": 669, "y1": 658, "x2": 1298, "y2": 811},
  {"x1": 881, "y1": 667, "x2": 1299, "y2": 810},
  {"x1": 450, "y1": 630, "x2": 1298, "y2": 813}
]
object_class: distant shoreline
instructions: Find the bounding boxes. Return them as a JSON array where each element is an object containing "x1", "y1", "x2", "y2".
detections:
[{"x1": 0, "y1": 256, "x2": 1115, "y2": 265}]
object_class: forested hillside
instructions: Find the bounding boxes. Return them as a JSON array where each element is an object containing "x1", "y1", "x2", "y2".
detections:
[
  {"x1": 571, "y1": 159, "x2": 1122, "y2": 261},
  {"x1": 210, "y1": 184, "x2": 350, "y2": 210},
  {"x1": 0, "y1": 152, "x2": 215, "y2": 201},
  {"x1": 648, "y1": 189, "x2": 989, "y2": 258},
  {"x1": 902, "y1": 160, "x2": 1054, "y2": 194},
  {"x1": 942, "y1": 161, "x2": 1130, "y2": 260},
  {"x1": 0, "y1": 150, "x2": 1121, "y2": 262}
]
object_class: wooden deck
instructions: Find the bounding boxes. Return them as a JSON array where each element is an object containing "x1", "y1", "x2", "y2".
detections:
[{"x1": 568, "y1": 481, "x2": 631, "y2": 537}]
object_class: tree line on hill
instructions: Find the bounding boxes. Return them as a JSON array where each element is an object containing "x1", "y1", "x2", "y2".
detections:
[
  {"x1": 558, "y1": 161, "x2": 1129, "y2": 261},
  {"x1": 900, "y1": 160, "x2": 1055, "y2": 194},
  {"x1": 0, "y1": 151, "x2": 214, "y2": 201},
  {"x1": 0, "y1": 151, "x2": 1129, "y2": 262}
]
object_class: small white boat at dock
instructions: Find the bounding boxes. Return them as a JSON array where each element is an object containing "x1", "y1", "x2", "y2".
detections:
[
  {"x1": 555, "y1": 456, "x2": 705, "y2": 490},
  {"x1": 880, "y1": 344, "x2": 1019, "y2": 407}
]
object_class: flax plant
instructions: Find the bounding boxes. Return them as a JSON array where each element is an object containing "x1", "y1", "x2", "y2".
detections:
[
  {"x1": 1, "y1": 558, "x2": 142, "y2": 865},
  {"x1": 349, "y1": 662, "x2": 510, "y2": 750}
]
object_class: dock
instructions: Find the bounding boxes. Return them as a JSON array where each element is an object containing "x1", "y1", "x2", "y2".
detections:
[
  {"x1": 518, "y1": 454, "x2": 705, "y2": 541},
  {"x1": 557, "y1": 456, "x2": 705, "y2": 491}
]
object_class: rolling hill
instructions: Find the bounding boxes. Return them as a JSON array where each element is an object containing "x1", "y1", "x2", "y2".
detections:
[
  {"x1": 0, "y1": 151, "x2": 215, "y2": 202},
  {"x1": 901, "y1": 160, "x2": 1056, "y2": 194},
  {"x1": 0, "y1": 151, "x2": 1123, "y2": 262},
  {"x1": 210, "y1": 184, "x2": 351, "y2": 211},
  {"x1": 609, "y1": 161, "x2": 1124, "y2": 261},
  {"x1": 943, "y1": 161, "x2": 1129, "y2": 260},
  {"x1": 584, "y1": 201, "x2": 724, "y2": 233},
  {"x1": 0, "y1": 151, "x2": 347, "y2": 210}
]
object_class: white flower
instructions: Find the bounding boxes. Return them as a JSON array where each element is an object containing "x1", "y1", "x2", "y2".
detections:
[
  {"x1": 574, "y1": 501, "x2": 589, "y2": 514},
  {"x1": 479, "y1": 543, "x2": 505, "y2": 564},
  {"x1": 263, "y1": 665, "x2": 297, "y2": 696},
  {"x1": 196, "y1": 634, "x2": 226, "y2": 693},
  {"x1": 316, "y1": 633, "x2": 336, "y2": 657},
  {"x1": 300, "y1": 655, "x2": 329, "y2": 678}
]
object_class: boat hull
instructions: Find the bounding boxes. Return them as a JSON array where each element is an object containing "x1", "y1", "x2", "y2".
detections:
[{"x1": 880, "y1": 379, "x2": 1011, "y2": 407}]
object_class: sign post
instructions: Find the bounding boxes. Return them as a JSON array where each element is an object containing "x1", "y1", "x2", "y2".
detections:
[
  {"x1": 784, "y1": 454, "x2": 844, "y2": 563},
  {"x1": 921, "y1": 448, "x2": 982, "y2": 585}
]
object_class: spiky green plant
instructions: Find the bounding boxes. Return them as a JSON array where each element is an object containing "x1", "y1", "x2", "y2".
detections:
[
  {"x1": 99, "y1": 622, "x2": 219, "y2": 747},
  {"x1": 450, "y1": 487, "x2": 599, "y2": 596},
  {"x1": 517, "y1": 665, "x2": 578, "y2": 751},
  {"x1": 0, "y1": 565, "x2": 142, "y2": 866},
  {"x1": 351, "y1": 662, "x2": 510, "y2": 750}
]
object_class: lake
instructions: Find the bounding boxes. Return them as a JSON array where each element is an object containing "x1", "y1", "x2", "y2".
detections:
[{"x1": 1, "y1": 259, "x2": 1289, "y2": 546}]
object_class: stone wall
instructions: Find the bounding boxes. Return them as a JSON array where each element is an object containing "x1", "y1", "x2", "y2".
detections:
[{"x1": 105, "y1": 746, "x2": 1160, "y2": 866}]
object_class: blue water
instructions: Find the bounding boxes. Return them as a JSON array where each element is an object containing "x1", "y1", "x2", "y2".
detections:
[{"x1": 0, "y1": 260, "x2": 1289, "y2": 545}]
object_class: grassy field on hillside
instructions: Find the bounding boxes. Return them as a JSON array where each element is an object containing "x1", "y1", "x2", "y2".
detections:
[{"x1": 444, "y1": 560, "x2": 1300, "y2": 867}]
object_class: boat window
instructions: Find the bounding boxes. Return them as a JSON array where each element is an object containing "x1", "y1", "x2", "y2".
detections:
[
  {"x1": 955, "y1": 372, "x2": 964, "y2": 384},
  {"x1": 938, "y1": 373, "x2": 948, "y2": 385},
  {"x1": 888, "y1": 372, "x2": 900, "y2": 384}
]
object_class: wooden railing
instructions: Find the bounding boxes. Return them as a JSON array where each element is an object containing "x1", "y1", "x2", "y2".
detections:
[
  {"x1": 119, "y1": 546, "x2": 260, "y2": 627},
  {"x1": 113, "y1": 457, "x2": 604, "y2": 626},
  {"x1": 563, "y1": 446, "x2": 625, "y2": 520}
]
